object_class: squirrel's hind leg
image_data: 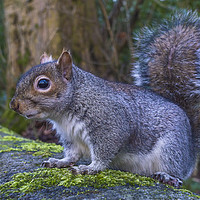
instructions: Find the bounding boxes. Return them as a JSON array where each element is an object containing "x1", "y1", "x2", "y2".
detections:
[{"x1": 151, "y1": 172, "x2": 183, "y2": 188}]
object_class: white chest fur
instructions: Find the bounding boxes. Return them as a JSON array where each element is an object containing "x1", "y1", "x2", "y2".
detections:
[{"x1": 49, "y1": 114, "x2": 91, "y2": 157}]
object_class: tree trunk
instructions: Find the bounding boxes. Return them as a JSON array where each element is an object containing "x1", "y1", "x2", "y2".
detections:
[
  {"x1": 57, "y1": 0, "x2": 114, "y2": 79},
  {"x1": 3, "y1": 0, "x2": 60, "y2": 131},
  {"x1": 4, "y1": 0, "x2": 60, "y2": 96}
]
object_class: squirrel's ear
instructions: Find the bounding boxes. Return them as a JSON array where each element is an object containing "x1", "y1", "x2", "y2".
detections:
[
  {"x1": 40, "y1": 52, "x2": 53, "y2": 64},
  {"x1": 56, "y1": 49, "x2": 72, "y2": 80}
]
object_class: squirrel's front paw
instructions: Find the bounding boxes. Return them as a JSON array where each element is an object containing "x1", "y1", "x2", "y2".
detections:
[
  {"x1": 70, "y1": 165, "x2": 99, "y2": 175},
  {"x1": 42, "y1": 158, "x2": 74, "y2": 168}
]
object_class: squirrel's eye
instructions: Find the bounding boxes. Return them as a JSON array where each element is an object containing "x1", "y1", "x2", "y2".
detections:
[{"x1": 37, "y1": 79, "x2": 50, "y2": 89}]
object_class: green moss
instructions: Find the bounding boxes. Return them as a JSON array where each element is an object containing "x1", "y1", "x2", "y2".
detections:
[
  {"x1": 20, "y1": 141, "x2": 63, "y2": 153},
  {"x1": 176, "y1": 188, "x2": 200, "y2": 199},
  {"x1": 1, "y1": 167, "x2": 199, "y2": 198},
  {"x1": 0, "y1": 147, "x2": 22, "y2": 153},
  {"x1": 0, "y1": 135, "x2": 26, "y2": 141},
  {"x1": 19, "y1": 141, "x2": 63, "y2": 157},
  {"x1": 0, "y1": 168, "x2": 156, "y2": 195},
  {"x1": 0, "y1": 126, "x2": 63, "y2": 156},
  {"x1": 0, "y1": 125, "x2": 16, "y2": 135},
  {"x1": 1, "y1": 126, "x2": 199, "y2": 198}
]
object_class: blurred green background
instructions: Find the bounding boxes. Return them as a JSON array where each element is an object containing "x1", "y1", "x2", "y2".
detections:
[{"x1": 1, "y1": 0, "x2": 200, "y2": 193}]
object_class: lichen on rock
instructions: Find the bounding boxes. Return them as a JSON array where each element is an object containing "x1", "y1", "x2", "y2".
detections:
[
  {"x1": 0, "y1": 168, "x2": 156, "y2": 195},
  {"x1": 0, "y1": 125, "x2": 200, "y2": 199},
  {"x1": 0, "y1": 125, "x2": 63, "y2": 156}
]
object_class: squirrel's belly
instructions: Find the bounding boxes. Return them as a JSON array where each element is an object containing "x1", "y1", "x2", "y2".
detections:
[
  {"x1": 110, "y1": 140, "x2": 165, "y2": 176},
  {"x1": 49, "y1": 114, "x2": 91, "y2": 157}
]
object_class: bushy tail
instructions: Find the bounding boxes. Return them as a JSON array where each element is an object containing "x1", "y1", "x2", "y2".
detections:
[{"x1": 132, "y1": 10, "x2": 200, "y2": 146}]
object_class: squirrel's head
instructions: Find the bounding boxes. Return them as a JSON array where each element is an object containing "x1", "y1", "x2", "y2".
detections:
[{"x1": 10, "y1": 50, "x2": 73, "y2": 120}]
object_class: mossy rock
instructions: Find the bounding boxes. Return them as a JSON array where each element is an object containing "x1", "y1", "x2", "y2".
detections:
[{"x1": 0, "y1": 125, "x2": 199, "y2": 199}]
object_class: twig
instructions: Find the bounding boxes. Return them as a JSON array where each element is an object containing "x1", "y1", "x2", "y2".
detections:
[
  {"x1": 130, "y1": 0, "x2": 145, "y2": 31},
  {"x1": 124, "y1": 0, "x2": 134, "y2": 58},
  {"x1": 108, "y1": 0, "x2": 124, "y2": 27},
  {"x1": 45, "y1": 27, "x2": 59, "y2": 50},
  {"x1": 99, "y1": 0, "x2": 118, "y2": 67},
  {"x1": 153, "y1": 0, "x2": 174, "y2": 10},
  {"x1": 0, "y1": 48, "x2": 6, "y2": 63}
]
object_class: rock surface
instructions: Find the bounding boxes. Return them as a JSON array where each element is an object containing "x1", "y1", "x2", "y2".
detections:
[{"x1": 0, "y1": 126, "x2": 199, "y2": 199}]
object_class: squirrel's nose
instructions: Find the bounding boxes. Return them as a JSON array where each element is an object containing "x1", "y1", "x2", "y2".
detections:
[{"x1": 10, "y1": 98, "x2": 20, "y2": 112}]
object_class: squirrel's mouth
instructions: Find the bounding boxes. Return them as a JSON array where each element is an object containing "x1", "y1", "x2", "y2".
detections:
[
  {"x1": 24, "y1": 112, "x2": 48, "y2": 119},
  {"x1": 21, "y1": 111, "x2": 40, "y2": 119},
  {"x1": 25, "y1": 114, "x2": 36, "y2": 119}
]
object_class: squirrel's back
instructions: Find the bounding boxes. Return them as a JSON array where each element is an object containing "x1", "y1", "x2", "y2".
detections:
[{"x1": 133, "y1": 10, "x2": 200, "y2": 145}]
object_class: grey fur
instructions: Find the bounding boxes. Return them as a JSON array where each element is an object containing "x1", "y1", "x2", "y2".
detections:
[
  {"x1": 133, "y1": 10, "x2": 200, "y2": 152},
  {"x1": 10, "y1": 49, "x2": 195, "y2": 182}
]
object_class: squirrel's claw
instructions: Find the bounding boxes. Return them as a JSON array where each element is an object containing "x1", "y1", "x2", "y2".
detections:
[
  {"x1": 41, "y1": 160, "x2": 56, "y2": 168},
  {"x1": 151, "y1": 172, "x2": 183, "y2": 188},
  {"x1": 41, "y1": 158, "x2": 75, "y2": 168},
  {"x1": 69, "y1": 165, "x2": 98, "y2": 175}
]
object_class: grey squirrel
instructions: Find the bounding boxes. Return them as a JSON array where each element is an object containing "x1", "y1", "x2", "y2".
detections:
[{"x1": 10, "y1": 10, "x2": 199, "y2": 188}]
